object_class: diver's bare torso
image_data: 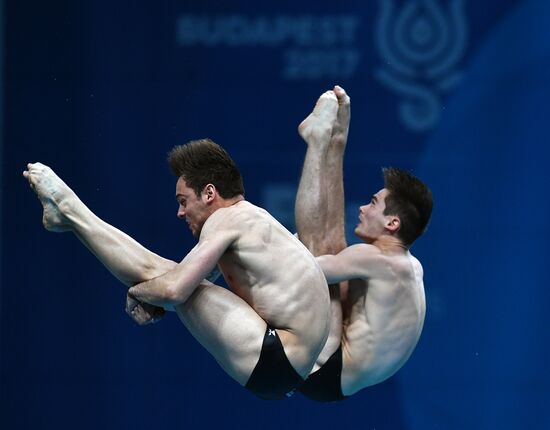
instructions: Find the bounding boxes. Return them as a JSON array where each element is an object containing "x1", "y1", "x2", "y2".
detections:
[
  {"x1": 190, "y1": 200, "x2": 331, "y2": 375},
  {"x1": 340, "y1": 247, "x2": 426, "y2": 395}
]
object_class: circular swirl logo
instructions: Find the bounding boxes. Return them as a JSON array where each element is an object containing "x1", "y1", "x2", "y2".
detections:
[{"x1": 375, "y1": 0, "x2": 468, "y2": 132}]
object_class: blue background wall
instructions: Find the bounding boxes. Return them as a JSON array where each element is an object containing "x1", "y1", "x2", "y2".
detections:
[{"x1": 2, "y1": 1, "x2": 549, "y2": 428}]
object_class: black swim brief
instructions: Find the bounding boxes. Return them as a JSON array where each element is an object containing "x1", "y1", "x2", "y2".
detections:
[
  {"x1": 298, "y1": 345, "x2": 347, "y2": 402},
  {"x1": 245, "y1": 326, "x2": 304, "y2": 400}
]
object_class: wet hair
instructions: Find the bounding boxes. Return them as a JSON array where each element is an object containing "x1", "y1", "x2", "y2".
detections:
[
  {"x1": 382, "y1": 167, "x2": 433, "y2": 247},
  {"x1": 168, "y1": 138, "x2": 245, "y2": 199}
]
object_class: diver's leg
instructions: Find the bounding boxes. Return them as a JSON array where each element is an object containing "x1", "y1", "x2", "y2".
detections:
[
  {"x1": 23, "y1": 162, "x2": 176, "y2": 287},
  {"x1": 295, "y1": 91, "x2": 338, "y2": 255}
]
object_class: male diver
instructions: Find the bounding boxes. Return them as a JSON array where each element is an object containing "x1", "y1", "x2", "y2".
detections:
[{"x1": 295, "y1": 86, "x2": 433, "y2": 401}]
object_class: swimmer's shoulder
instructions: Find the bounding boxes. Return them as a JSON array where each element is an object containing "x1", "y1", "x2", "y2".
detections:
[
  {"x1": 406, "y1": 251, "x2": 424, "y2": 280},
  {"x1": 224, "y1": 200, "x2": 277, "y2": 225},
  {"x1": 389, "y1": 251, "x2": 424, "y2": 283},
  {"x1": 337, "y1": 243, "x2": 387, "y2": 276},
  {"x1": 354, "y1": 245, "x2": 423, "y2": 281},
  {"x1": 198, "y1": 202, "x2": 248, "y2": 239},
  {"x1": 347, "y1": 243, "x2": 382, "y2": 254},
  {"x1": 346, "y1": 243, "x2": 385, "y2": 263},
  {"x1": 202, "y1": 200, "x2": 264, "y2": 232}
]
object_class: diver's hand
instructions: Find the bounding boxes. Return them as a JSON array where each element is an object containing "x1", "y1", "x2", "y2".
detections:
[{"x1": 125, "y1": 293, "x2": 165, "y2": 326}]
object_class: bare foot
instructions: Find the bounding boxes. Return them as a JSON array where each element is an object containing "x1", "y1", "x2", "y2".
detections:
[
  {"x1": 331, "y1": 85, "x2": 351, "y2": 146},
  {"x1": 298, "y1": 90, "x2": 338, "y2": 145},
  {"x1": 23, "y1": 163, "x2": 76, "y2": 232}
]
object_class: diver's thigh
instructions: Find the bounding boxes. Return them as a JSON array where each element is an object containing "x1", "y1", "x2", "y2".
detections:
[{"x1": 175, "y1": 283, "x2": 266, "y2": 386}]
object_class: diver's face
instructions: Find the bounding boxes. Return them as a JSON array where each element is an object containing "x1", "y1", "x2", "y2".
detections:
[
  {"x1": 355, "y1": 188, "x2": 390, "y2": 243},
  {"x1": 175, "y1": 177, "x2": 209, "y2": 237}
]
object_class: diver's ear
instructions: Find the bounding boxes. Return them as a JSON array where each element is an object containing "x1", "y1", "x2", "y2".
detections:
[
  {"x1": 385, "y1": 215, "x2": 401, "y2": 233},
  {"x1": 203, "y1": 184, "x2": 216, "y2": 203}
]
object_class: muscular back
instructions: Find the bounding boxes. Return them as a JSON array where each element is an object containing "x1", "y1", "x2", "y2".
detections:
[{"x1": 202, "y1": 201, "x2": 331, "y2": 369}]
